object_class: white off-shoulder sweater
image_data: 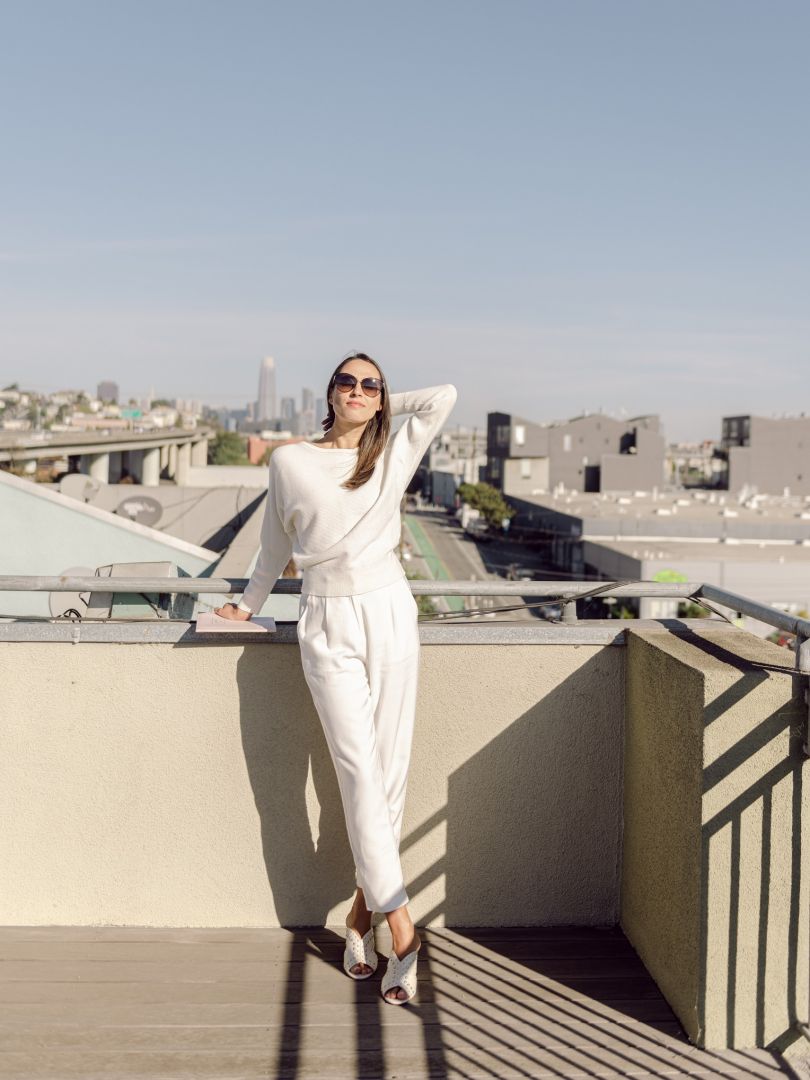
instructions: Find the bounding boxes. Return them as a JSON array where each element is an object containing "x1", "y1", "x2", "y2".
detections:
[{"x1": 238, "y1": 383, "x2": 458, "y2": 612}]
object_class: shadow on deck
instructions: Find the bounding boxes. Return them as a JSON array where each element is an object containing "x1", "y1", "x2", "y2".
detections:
[{"x1": 0, "y1": 925, "x2": 805, "y2": 1079}]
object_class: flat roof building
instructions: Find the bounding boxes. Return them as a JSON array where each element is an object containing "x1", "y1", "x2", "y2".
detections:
[
  {"x1": 487, "y1": 410, "x2": 666, "y2": 496},
  {"x1": 719, "y1": 413, "x2": 810, "y2": 496}
]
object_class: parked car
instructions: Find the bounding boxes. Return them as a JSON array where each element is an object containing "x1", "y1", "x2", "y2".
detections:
[{"x1": 464, "y1": 519, "x2": 493, "y2": 543}]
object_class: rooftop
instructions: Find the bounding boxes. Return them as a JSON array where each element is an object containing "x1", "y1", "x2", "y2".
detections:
[
  {"x1": 588, "y1": 537, "x2": 810, "y2": 563},
  {"x1": 526, "y1": 489, "x2": 810, "y2": 527}
]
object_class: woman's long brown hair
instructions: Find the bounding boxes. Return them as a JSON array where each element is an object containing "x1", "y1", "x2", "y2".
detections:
[{"x1": 322, "y1": 352, "x2": 391, "y2": 490}]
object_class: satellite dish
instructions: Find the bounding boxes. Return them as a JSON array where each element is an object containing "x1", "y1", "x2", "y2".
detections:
[
  {"x1": 59, "y1": 474, "x2": 102, "y2": 502},
  {"x1": 115, "y1": 495, "x2": 162, "y2": 526},
  {"x1": 49, "y1": 565, "x2": 95, "y2": 618}
]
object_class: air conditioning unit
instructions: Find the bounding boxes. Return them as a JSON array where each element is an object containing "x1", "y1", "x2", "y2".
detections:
[{"x1": 85, "y1": 561, "x2": 195, "y2": 620}]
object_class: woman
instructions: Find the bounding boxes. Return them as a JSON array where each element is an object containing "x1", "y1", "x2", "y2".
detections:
[{"x1": 215, "y1": 352, "x2": 457, "y2": 1004}]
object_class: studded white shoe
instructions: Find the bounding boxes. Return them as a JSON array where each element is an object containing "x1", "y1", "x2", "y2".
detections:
[
  {"x1": 343, "y1": 914, "x2": 378, "y2": 980},
  {"x1": 380, "y1": 940, "x2": 421, "y2": 1004}
]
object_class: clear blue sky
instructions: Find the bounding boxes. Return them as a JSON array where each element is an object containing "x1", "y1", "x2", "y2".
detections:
[{"x1": 1, "y1": 0, "x2": 807, "y2": 442}]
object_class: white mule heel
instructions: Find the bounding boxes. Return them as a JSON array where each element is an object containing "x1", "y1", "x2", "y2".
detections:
[
  {"x1": 343, "y1": 915, "x2": 378, "y2": 980},
  {"x1": 381, "y1": 941, "x2": 421, "y2": 1004}
]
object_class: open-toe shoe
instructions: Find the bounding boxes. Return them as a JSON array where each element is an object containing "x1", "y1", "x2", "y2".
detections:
[
  {"x1": 380, "y1": 939, "x2": 421, "y2": 1004},
  {"x1": 343, "y1": 914, "x2": 378, "y2": 980}
]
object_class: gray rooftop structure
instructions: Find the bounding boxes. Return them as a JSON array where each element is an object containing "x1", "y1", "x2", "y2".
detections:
[
  {"x1": 48, "y1": 478, "x2": 267, "y2": 552},
  {"x1": 719, "y1": 413, "x2": 810, "y2": 496},
  {"x1": 510, "y1": 487, "x2": 810, "y2": 543},
  {"x1": 487, "y1": 410, "x2": 666, "y2": 495}
]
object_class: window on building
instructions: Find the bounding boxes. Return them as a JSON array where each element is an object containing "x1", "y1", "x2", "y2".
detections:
[
  {"x1": 520, "y1": 458, "x2": 531, "y2": 478},
  {"x1": 514, "y1": 424, "x2": 525, "y2": 446},
  {"x1": 563, "y1": 434, "x2": 572, "y2": 452}
]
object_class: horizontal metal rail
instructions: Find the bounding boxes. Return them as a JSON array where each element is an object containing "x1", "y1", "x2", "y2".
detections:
[
  {"x1": 0, "y1": 575, "x2": 704, "y2": 597},
  {"x1": 2, "y1": 574, "x2": 810, "y2": 632}
]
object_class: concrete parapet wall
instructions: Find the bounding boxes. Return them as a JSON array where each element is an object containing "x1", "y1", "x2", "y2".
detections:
[
  {"x1": 621, "y1": 626, "x2": 808, "y2": 1050},
  {"x1": 0, "y1": 638, "x2": 623, "y2": 929}
]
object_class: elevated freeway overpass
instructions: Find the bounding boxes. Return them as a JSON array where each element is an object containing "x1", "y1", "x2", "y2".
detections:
[{"x1": 0, "y1": 427, "x2": 215, "y2": 485}]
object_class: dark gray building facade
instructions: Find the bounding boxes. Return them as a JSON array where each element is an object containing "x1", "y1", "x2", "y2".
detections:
[
  {"x1": 720, "y1": 415, "x2": 810, "y2": 496},
  {"x1": 486, "y1": 411, "x2": 666, "y2": 496}
]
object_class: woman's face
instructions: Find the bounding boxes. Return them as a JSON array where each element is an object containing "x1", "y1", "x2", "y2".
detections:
[{"x1": 329, "y1": 358, "x2": 384, "y2": 424}]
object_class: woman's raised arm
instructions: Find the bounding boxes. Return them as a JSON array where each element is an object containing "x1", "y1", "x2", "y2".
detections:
[{"x1": 387, "y1": 384, "x2": 458, "y2": 488}]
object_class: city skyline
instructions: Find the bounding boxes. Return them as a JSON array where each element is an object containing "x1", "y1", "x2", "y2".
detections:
[{"x1": 8, "y1": 368, "x2": 807, "y2": 451}]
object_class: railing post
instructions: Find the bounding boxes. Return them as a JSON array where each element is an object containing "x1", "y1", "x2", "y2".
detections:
[
  {"x1": 795, "y1": 633, "x2": 810, "y2": 1047},
  {"x1": 561, "y1": 598, "x2": 578, "y2": 624},
  {"x1": 796, "y1": 633, "x2": 810, "y2": 758}
]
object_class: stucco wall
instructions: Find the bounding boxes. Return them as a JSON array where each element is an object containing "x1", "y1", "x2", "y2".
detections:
[{"x1": 0, "y1": 638, "x2": 624, "y2": 929}]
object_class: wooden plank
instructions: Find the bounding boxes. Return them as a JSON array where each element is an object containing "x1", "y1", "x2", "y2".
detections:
[
  {"x1": 0, "y1": 1045, "x2": 793, "y2": 1080},
  {"x1": 0, "y1": 936, "x2": 641, "y2": 962}
]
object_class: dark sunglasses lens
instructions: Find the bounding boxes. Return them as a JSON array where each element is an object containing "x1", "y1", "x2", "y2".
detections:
[
  {"x1": 361, "y1": 379, "x2": 381, "y2": 396},
  {"x1": 334, "y1": 374, "x2": 356, "y2": 391}
]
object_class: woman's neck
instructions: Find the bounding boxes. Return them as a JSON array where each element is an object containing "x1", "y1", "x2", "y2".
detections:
[{"x1": 319, "y1": 423, "x2": 365, "y2": 450}]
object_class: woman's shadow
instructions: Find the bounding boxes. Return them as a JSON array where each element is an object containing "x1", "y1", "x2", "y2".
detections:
[{"x1": 234, "y1": 635, "x2": 356, "y2": 929}]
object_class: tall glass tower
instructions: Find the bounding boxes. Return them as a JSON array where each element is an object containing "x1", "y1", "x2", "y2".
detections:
[{"x1": 256, "y1": 356, "x2": 277, "y2": 423}]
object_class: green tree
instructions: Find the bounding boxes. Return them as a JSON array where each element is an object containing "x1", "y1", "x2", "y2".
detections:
[
  {"x1": 208, "y1": 431, "x2": 251, "y2": 466},
  {"x1": 456, "y1": 481, "x2": 516, "y2": 527},
  {"x1": 677, "y1": 601, "x2": 709, "y2": 619},
  {"x1": 405, "y1": 570, "x2": 435, "y2": 616}
]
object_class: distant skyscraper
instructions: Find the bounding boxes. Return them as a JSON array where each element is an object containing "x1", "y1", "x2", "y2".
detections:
[
  {"x1": 281, "y1": 396, "x2": 296, "y2": 420},
  {"x1": 97, "y1": 380, "x2": 118, "y2": 403},
  {"x1": 301, "y1": 387, "x2": 315, "y2": 434},
  {"x1": 256, "y1": 356, "x2": 277, "y2": 423}
]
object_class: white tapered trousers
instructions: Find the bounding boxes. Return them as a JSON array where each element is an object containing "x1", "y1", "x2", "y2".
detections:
[{"x1": 297, "y1": 576, "x2": 420, "y2": 913}]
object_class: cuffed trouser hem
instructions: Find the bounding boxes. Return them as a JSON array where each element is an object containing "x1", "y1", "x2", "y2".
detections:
[{"x1": 355, "y1": 869, "x2": 409, "y2": 913}]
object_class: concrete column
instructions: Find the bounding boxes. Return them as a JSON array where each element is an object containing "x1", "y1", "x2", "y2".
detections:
[
  {"x1": 190, "y1": 438, "x2": 208, "y2": 467},
  {"x1": 141, "y1": 447, "x2": 161, "y2": 487},
  {"x1": 167, "y1": 443, "x2": 178, "y2": 479},
  {"x1": 621, "y1": 626, "x2": 809, "y2": 1049},
  {"x1": 109, "y1": 451, "x2": 124, "y2": 484},
  {"x1": 175, "y1": 442, "x2": 191, "y2": 486},
  {"x1": 84, "y1": 452, "x2": 110, "y2": 484},
  {"x1": 160, "y1": 444, "x2": 169, "y2": 471}
]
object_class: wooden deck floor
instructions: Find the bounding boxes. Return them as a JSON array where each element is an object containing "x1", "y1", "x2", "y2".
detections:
[{"x1": 0, "y1": 925, "x2": 805, "y2": 1079}]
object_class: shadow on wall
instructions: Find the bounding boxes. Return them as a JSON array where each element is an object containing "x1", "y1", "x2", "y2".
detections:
[
  {"x1": 621, "y1": 624, "x2": 808, "y2": 1052},
  {"x1": 694, "y1": 629, "x2": 806, "y2": 1051}
]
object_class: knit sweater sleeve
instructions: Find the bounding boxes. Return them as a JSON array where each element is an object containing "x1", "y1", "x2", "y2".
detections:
[
  {"x1": 386, "y1": 384, "x2": 458, "y2": 488},
  {"x1": 239, "y1": 455, "x2": 293, "y2": 614}
]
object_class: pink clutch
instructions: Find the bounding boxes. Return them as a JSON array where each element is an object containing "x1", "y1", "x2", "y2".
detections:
[{"x1": 194, "y1": 612, "x2": 277, "y2": 633}]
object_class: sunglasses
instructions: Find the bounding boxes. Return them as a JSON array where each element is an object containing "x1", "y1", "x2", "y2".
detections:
[{"x1": 333, "y1": 372, "x2": 383, "y2": 397}]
